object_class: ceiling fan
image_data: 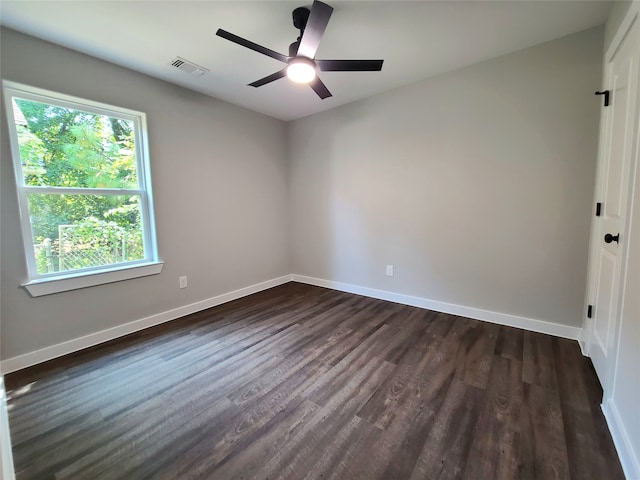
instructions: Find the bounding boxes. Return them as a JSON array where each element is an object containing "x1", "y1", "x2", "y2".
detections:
[{"x1": 216, "y1": 0, "x2": 384, "y2": 99}]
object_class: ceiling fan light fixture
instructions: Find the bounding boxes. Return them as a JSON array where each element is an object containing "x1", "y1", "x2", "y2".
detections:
[
  {"x1": 286, "y1": 58, "x2": 316, "y2": 83},
  {"x1": 217, "y1": 0, "x2": 383, "y2": 99}
]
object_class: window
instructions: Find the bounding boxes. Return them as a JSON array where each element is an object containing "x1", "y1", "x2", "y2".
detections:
[{"x1": 3, "y1": 81, "x2": 162, "y2": 296}]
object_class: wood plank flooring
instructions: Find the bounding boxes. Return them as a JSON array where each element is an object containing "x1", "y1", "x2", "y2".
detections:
[{"x1": 5, "y1": 282, "x2": 624, "y2": 480}]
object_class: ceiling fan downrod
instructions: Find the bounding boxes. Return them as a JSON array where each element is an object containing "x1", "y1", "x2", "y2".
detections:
[{"x1": 290, "y1": 6, "x2": 310, "y2": 56}]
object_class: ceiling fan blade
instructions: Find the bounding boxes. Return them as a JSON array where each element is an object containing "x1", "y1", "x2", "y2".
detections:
[
  {"x1": 248, "y1": 69, "x2": 287, "y2": 87},
  {"x1": 216, "y1": 29, "x2": 289, "y2": 63},
  {"x1": 316, "y1": 59, "x2": 384, "y2": 72},
  {"x1": 297, "y1": 0, "x2": 333, "y2": 59},
  {"x1": 309, "y1": 76, "x2": 332, "y2": 99}
]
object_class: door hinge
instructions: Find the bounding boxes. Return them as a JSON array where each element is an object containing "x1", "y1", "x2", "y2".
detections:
[
  {"x1": 596, "y1": 202, "x2": 602, "y2": 216},
  {"x1": 595, "y1": 90, "x2": 610, "y2": 107},
  {"x1": 587, "y1": 305, "x2": 593, "y2": 318}
]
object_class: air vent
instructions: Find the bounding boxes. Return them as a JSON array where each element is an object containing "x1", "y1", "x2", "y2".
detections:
[{"x1": 169, "y1": 56, "x2": 209, "y2": 77}]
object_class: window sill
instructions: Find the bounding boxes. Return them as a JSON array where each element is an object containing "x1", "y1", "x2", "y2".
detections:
[{"x1": 22, "y1": 261, "x2": 164, "y2": 297}]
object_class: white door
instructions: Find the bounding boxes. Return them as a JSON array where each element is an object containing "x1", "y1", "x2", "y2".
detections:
[{"x1": 588, "y1": 18, "x2": 640, "y2": 388}]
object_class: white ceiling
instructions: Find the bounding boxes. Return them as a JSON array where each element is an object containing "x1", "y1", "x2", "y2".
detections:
[{"x1": 0, "y1": 1, "x2": 611, "y2": 121}]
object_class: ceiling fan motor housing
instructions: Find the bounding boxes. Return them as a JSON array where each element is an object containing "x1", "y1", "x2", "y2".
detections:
[{"x1": 292, "y1": 7, "x2": 310, "y2": 31}]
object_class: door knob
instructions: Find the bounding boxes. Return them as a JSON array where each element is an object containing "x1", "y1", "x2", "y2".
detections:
[{"x1": 604, "y1": 233, "x2": 620, "y2": 244}]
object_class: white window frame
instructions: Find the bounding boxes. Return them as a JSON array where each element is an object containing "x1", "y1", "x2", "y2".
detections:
[{"x1": 3, "y1": 80, "x2": 163, "y2": 297}]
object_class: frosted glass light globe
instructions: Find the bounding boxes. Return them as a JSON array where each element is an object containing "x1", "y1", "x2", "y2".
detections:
[{"x1": 287, "y1": 59, "x2": 316, "y2": 83}]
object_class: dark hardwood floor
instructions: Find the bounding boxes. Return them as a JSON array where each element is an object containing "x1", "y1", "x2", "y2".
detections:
[{"x1": 6, "y1": 282, "x2": 624, "y2": 480}]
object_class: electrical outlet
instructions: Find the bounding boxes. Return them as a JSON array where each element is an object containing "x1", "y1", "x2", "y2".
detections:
[
  {"x1": 179, "y1": 276, "x2": 188, "y2": 289},
  {"x1": 386, "y1": 265, "x2": 394, "y2": 276}
]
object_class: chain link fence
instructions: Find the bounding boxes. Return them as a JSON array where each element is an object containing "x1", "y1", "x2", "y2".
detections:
[
  {"x1": 33, "y1": 222, "x2": 142, "y2": 274},
  {"x1": 59, "y1": 224, "x2": 127, "y2": 271}
]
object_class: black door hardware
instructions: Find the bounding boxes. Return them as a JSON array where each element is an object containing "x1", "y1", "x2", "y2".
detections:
[
  {"x1": 604, "y1": 233, "x2": 620, "y2": 244},
  {"x1": 595, "y1": 90, "x2": 610, "y2": 106}
]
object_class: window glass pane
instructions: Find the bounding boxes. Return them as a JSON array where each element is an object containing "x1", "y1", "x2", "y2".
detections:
[
  {"x1": 27, "y1": 194, "x2": 145, "y2": 275},
  {"x1": 13, "y1": 98, "x2": 138, "y2": 189}
]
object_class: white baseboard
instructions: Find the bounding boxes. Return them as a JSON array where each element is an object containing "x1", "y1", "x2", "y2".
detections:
[
  {"x1": 0, "y1": 378, "x2": 16, "y2": 480},
  {"x1": 1, "y1": 273, "x2": 584, "y2": 374},
  {"x1": 291, "y1": 274, "x2": 583, "y2": 341},
  {"x1": 602, "y1": 399, "x2": 640, "y2": 480},
  {"x1": 0, "y1": 275, "x2": 292, "y2": 374},
  {"x1": 578, "y1": 338, "x2": 588, "y2": 357}
]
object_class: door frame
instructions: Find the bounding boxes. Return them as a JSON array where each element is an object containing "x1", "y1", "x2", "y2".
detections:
[
  {"x1": 0, "y1": 81, "x2": 16, "y2": 480},
  {"x1": 583, "y1": 3, "x2": 640, "y2": 402}
]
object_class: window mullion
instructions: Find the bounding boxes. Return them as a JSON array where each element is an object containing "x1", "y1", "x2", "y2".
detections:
[{"x1": 23, "y1": 186, "x2": 144, "y2": 196}]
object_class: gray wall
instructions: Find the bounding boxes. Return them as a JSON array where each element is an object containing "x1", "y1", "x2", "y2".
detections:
[
  {"x1": 0, "y1": 25, "x2": 605, "y2": 361},
  {"x1": 289, "y1": 27, "x2": 603, "y2": 328},
  {"x1": 0, "y1": 28, "x2": 290, "y2": 359}
]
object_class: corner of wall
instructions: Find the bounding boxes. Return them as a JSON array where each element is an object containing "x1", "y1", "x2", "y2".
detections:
[{"x1": 605, "y1": 1, "x2": 635, "y2": 52}]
